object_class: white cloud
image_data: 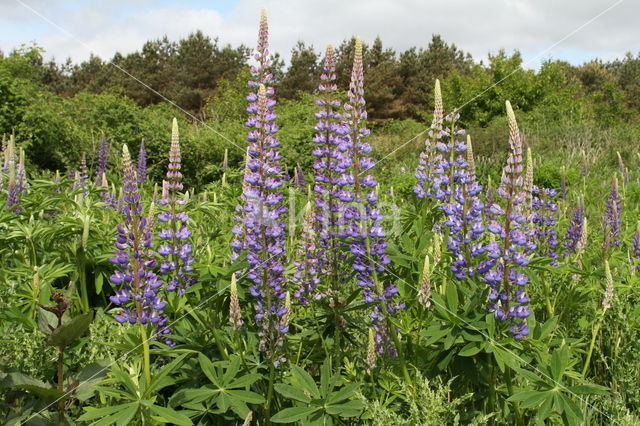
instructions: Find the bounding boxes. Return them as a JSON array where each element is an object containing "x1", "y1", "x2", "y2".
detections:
[{"x1": 1, "y1": 0, "x2": 638, "y2": 68}]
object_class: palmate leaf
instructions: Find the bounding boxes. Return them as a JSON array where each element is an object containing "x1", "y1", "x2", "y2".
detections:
[
  {"x1": 271, "y1": 406, "x2": 321, "y2": 423},
  {"x1": 150, "y1": 405, "x2": 193, "y2": 425},
  {"x1": 290, "y1": 365, "x2": 320, "y2": 399}
]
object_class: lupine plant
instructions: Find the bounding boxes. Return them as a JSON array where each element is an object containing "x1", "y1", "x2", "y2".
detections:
[{"x1": 2, "y1": 12, "x2": 637, "y2": 426}]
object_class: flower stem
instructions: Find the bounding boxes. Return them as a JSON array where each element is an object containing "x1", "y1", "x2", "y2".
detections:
[
  {"x1": 265, "y1": 363, "x2": 276, "y2": 425},
  {"x1": 139, "y1": 323, "x2": 151, "y2": 388},
  {"x1": 582, "y1": 310, "x2": 605, "y2": 377}
]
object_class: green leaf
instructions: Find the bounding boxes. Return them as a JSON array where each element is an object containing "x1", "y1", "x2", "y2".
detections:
[
  {"x1": 227, "y1": 373, "x2": 262, "y2": 389},
  {"x1": 47, "y1": 312, "x2": 93, "y2": 347},
  {"x1": 271, "y1": 406, "x2": 321, "y2": 423},
  {"x1": 170, "y1": 387, "x2": 217, "y2": 406},
  {"x1": 326, "y1": 384, "x2": 359, "y2": 405},
  {"x1": 274, "y1": 383, "x2": 312, "y2": 403},
  {"x1": 325, "y1": 399, "x2": 364, "y2": 417},
  {"x1": 151, "y1": 405, "x2": 193, "y2": 425},
  {"x1": 198, "y1": 353, "x2": 221, "y2": 387},
  {"x1": 508, "y1": 391, "x2": 550, "y2": 409},
  {"x1": 36, "y1": 307, "x2": 58, "y2": 335},
  {"x1": 550, "y1": 346, "x2": 568, "y2": 381},
  {"x1": 78, "y1": 403, "x2": 136, "y2": 421},
  {"x1": 227, "y1": 389, "x2": 265, "y2": 404},
  {"x1": 290, "y1": 365, "x2": 320, "y2": 399},
  {"x1": 567, "y1": 384, "x2": 610, "y2": 395},
  {"x1": 446, "y1": 282, "x2": 459, "y2": 313},
  {"x1": 458, "y1": 342, "x2": 482, "y2": 357},
  {"x1": 560, "y1": 394, "x2": 583, "y2": 425}
]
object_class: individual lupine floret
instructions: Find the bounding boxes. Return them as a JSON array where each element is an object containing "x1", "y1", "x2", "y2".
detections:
[
  {"x1": 311, "y1": 44, "x2": 351, "y2": 286},
  {"x1": 232, "y1": 12, "x2": 288, "y2": 365},
  {"x1": 480, "y1": 101, "x2": 533, "y2": 340},
  {"x1": 157, "y1": 119, "x2": 195, "y2": 296},
  {"x1": 414, "y1": 80, "x2": 444, "y2": 199},
  {"x1": 138, "y1": 141, "x2": 147, "y2": 184},
  {"x1": 109, "y1": 145, "x2": 168, "y2": 332},
  {"x1": 292, "y1": 203, "x2": 320, "y2": 304},
  {"x1": 603, "y1": 176, "x2": 622, "y2": 248},
  {"x1": 564, "y1": 201, "x2": 585, "y2": 256},
  {"x1": 95, "y1": 134, "x2": 109, "y2": 185},
  {"x1": 343, "y1": 38, "x2": 402, "y2": 356}
]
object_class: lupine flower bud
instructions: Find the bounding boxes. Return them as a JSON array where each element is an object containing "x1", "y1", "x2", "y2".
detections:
[
  {"x1": 466, "y1": 135, "x2": 476, "y2": 182},
  {"x1": 229, "y1": 273, "x2": 243, "y2": 330},
  {"x1": 418, "y1": 255, "x2": 432, "y2": 307},
  {"x1": 366, "y1": 328, "x2": 377, "y2": 372},
  {"x1": 95, "y1": 134, "x2": 109, "y2": 184},
  {"x1": 138, "y1": 141, "x2": 147, "y2": 184}
]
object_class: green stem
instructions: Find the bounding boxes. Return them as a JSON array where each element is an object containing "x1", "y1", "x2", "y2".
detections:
[
  {"x1": 211, "y1": 326, "x2": 229, "y2": 360},
  {"x1": 487, "y1": 352, "x2": 496, "y2": 415},
  {"x1": 582, "y1": 311, "x2": 605, "y2": 377},
  {"x1": 265, "y1": 364, "x2": 276, "y2": 425},
  {"x1": 505, "y1": 368, "x2": 523, "y2": 425},
  {"x1": 139, "y1": 323, "x2": 151, "y2": 389},
  {"x1": 542, "y1": 274, "x2": 554, "y2": 318},
  {"x1": 57, "y1": 347, "x2": 65, "y2": 424}
]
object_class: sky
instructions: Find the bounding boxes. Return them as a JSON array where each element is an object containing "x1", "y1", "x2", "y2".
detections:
[{"x1": 0, "y1": 0, "x2": 638, "y2": 69}]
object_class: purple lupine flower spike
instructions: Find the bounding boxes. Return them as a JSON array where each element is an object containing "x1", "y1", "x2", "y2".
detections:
[
  {"x1": 95, "y1": 134, "x2": 109, "y2": 184},
  {"x1": 157, "y1": 119, "x2": 195, "y2": 299},
  {"x1": 73, "y1": 153, "x2": 89, "y2": 195},
  {"x1": 604, "y1": 176, "x2": 622, "y2": 249},
  {"x1": 99, "y1": 172, "x2": 114, "y2": 207},
  {"x1": 530, "y1": 186, "x2": 559, "y2": 265},
  {"x1": 480, "y1": 101, "x2": 532, "y2": 340},
  {"x1": 414, "y1": 79, "x2": 444, "y2": 199},
  {"x1": 564, "y1": 201, "x2": 585, "y2": 256},
  {"x1": 109, "y1": 145, "x2": 168, "y2": 336},
  {"x1": 232, "y1": 11, "x2": 288, "y2": 366},
  {"x1": 4, "y1": 140, "x2": 20, "y2": 212},
  {"x1": 344, "y1": 38, "x2": 402, "y2": 356},
  {"x1": 633, "y1": 223, "x2": 640, "y2": 272},
  {"x1": 138, "y1": 141, "x2": 147, "y2": 184},
  {"x1": 293, "y1": 203, "x2": 320, "y2": 304},
  {"x1": 312, "y1": 44, "x2": 350, "y2": 289}
]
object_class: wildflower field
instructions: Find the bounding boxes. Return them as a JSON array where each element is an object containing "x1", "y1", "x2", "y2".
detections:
[{"x1": 3, "y1": 10, "x2": 640, "y2": 426}]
